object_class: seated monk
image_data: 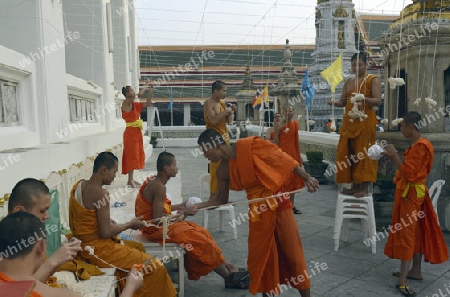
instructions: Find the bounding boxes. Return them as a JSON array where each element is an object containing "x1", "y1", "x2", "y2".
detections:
[
  {"x1": 135, "y1": 151, "x2": 250, "y2": 289},
  {"x1": 8, "y1": 178, "x2": 83, "y2": 283},
  {"x1": 196, "y1": 129, "x2": 320, "y2": 297},
  {"x1": 69, "y1": 151, "x2": 177, "y2": 297},
  {"x1": 0, "y1": 211, "x2": 79, "y2": 297}
]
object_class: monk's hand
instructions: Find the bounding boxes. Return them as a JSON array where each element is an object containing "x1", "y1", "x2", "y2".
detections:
[
  {"x1": 184, "y1": 204, "x2": 198, "y2": 216},
  {"x1": 128, "y1": 217, "x2": 146, "y2": 230},
  {"x1": 305, "y1": 176, "x2": 319, "y2": 193},
  {"x1": 126, "y1": 267, "x2": 143, "y2": 293},
  {"x1": 383, "y1": 144, "x2": 397, "y2": 158},
  {"x1": 49, "y1": 237, "x2": 82, "y2": 267},
  {"x1": 224, "y1": 107, "x2": 233, "y2": 116}
]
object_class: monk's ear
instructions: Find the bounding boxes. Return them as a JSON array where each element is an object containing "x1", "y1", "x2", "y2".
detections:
[
  {"x1": 35, "y1": 238, "x2": 46, "y2": 259},
  {"x1": 11, "y1": 205, "x2": 26, "y2": 214}
]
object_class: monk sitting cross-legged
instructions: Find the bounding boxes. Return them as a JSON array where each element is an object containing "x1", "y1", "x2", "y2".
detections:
[
  {"x1": 196, "y1": 129, "x2": 319, "y2": 297},
  {"x1": 135, "y1": 151, "x2": 250, "y2": 289},
  {"x1": 383, "y1": 112, "x2": 448, "y2": 297},
  {"x1": 69, "y1": 151, "x2": 177, "y2": 297}
]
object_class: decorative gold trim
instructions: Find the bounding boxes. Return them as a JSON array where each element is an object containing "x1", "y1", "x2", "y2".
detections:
[
  {"x1": 333, "y1": 4, "x2": 349, "y2": 18},
  {"x1": 58, "y1": 169, "x2": 68, "y2": 175},
  {"x1": 89, "y1": 156, "x2": 95, "y2": 161},
  {"x1": 77, "y1": 162, "x2": 84, "y2": 168},
  {"x1": 4, "y1": 194, "x2": 10, "y2": 201}
]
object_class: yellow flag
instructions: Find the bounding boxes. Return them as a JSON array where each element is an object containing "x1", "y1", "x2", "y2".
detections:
[{"x1": 320, "y1": 53, "x2": 343, "y2": 93}]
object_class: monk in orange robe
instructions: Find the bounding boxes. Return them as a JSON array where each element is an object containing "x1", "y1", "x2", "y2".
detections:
[
  {"x1": 383, "y1": 112, "x2": 448, "y2": 296},
  {"x1": 265, "y1": 113, "x2": 281, "y2": 141},
  {"x1": 274, "y1": 106, "x2": 305, "y2": 214},
  {"x1": 203, "y1": 80, "x2": 236, "y2": 199},
  {"x1": 196, "y1": 129, "x2": 319, "y2": 297},
  {"x1": 329, "y1": 52, "x2": 382, "y2": 197},
  {"x1": 135, "y1": 151, "x2": 250, "y2": 288},
  {"x1": 122, "y1": 79, "x2": 154, "y2": 188},
  {"x1": 8, "y1": 178, "x2": 82, "y2": 285},
  {"x1": 0, "y1": 211, "x2": 79, "y2": 297},
  {"x1": 69, "y1": 151, "x2": 177, "y2": 297}
]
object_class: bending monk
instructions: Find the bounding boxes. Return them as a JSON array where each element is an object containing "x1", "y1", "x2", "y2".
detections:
[
  {"x1": 69, "y1": 151, "x2": 177, "y2": 297},
  {"x1": 203, "y1": 80, "x2": 236, "y2": 200},
  {"x1": 328, "y1": 52, "x2": 382, "y2": 197},
  {"x1": 196, "y1": 129, "x2": 319, "y2": 297},
  {"x1": 8, "y1": 178, "x2": 82, "y2": 283},
  {"x1": 122, "y1": 79, "x2": 154, "y2": 188},
  {"x1": 274, "y1": 106, "x2": 304, "y2": 215},
  {"x1": 0, "y1": 211, "x2": 79, "y2": 297},
  {"x1": 135, "y1": 151, "x2": 249, "y2": 289},
  {"x1": 383, "y1": 112, "x2": 448, "y2": 297}
]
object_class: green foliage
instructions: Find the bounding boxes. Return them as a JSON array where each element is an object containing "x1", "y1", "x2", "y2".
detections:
[
  {"x1": 150, "y1": 135, "x2": 157, "y2": 142},
  {"x1": 306, "y1": 151, "x2": 324, "y2": 165}
]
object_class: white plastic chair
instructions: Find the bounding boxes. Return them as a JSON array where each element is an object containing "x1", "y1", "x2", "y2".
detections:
[
  {"x1": 200, "y1": 173, "x2": 238, "y2": 240},
  {"x1": 429, "y1": 180, "x2": 445, "y2": 226},
  {"x1": 333, "y1": 183, "x2": 376, "y2": 254}
]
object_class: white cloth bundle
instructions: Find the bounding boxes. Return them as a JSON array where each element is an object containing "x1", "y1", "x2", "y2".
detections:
[
  {"x1": 368, "y1": 144, "x2": 384, "y2": 160},
  {"x1": 388, "y1": 77, "x2": 405, "y2": 90},
  {"x1": 185, "y1": 197, "x2": 202, "y2": 208}
]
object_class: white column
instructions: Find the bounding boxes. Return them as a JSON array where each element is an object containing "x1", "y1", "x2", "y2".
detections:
[{"x1": 184, "y1": 103, "x2": 191, "y2": 126}]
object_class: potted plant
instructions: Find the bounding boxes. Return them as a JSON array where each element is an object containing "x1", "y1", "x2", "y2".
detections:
[
  {"x1": 373, "y1": 172, "x2": 396, "y2": 230},
  {"x1": 150, "y1": 135, "x2": 158, "y2": 147},
  {"x1": 303, "y1": 151, "x2": 329, "y2": 184}
]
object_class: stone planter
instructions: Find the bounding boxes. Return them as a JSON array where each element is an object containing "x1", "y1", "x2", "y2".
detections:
[
  {"x1": 150, "y1": 141, "x2": 158, "y2": 147},
  {"x1": 303, "y1": 162, "x2": 329, "y2": 184},
  {"x1": 374, "y1": 201, "x2": 394, "y2": 231}
]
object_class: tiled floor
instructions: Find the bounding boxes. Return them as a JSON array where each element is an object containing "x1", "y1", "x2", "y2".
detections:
[{"x1": 110, "y1": 147, "x2": 450, "y2": 297}]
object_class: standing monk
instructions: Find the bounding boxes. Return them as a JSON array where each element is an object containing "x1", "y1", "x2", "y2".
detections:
[
  {"x1": 122, "y1": 79, "x2": 154, "y2": 188},
  {"x1": 383, "y1": 112, "x2": 448, "y2": 296},
  {"x1": 328, "y1": 52, "x2": 382, "y2": 197},
  {"x1": 265, "y1": 113, "x2": 281, "y2": 141},
  {"x1": 69, "y1": 151, "x2": 177, "y2": 297},
  {"x1": 274, "y1": 106, "x2": 304, "y2": 214},
  {"x1": 135, "y1": 151, "x2": 250, "y2": 289},
  {"x1": 203, "y1": 80, "x2": 236, "y2": 200},
  {"x1": 196, "y1": 129, "x2": 319, "y2": 297},
  {"x1": 8, "y1": 178, "x2": 83, "y2": 283}
]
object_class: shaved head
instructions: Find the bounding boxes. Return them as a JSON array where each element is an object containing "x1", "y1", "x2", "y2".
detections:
[
  {"x1": 157, "y1": 151, "x2": 175, "y2": 172},
  {"x1": 9, "y1": 178, "x2": 50, "y2": 213}
]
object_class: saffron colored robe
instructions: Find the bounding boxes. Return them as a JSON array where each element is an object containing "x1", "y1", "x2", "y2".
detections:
[
  {"x1": 336, "y1": 74, "x2": 378, "y2": 184},
  {"x1": 0, "y1": 273, "x2": 42, "y2": 297},
  {"x1": 204, "y1": 99, "x2": 230, "y2": 194},
  {"x1": 384, "y1": 138, "x2": 448, "y2": 263},
  {"x1": 229, "y1": 137, "x2": 310, "y2": 295},
  {"x1": 135, "y1": 179, "x2": 225, "y2": 280},
  {"x1": 277, "y1": 120, "x2": 305, "y2": 191},
  {"x1": 69, "y1": 180, "x2": 177, "y2": 297},
  {"x1": 122, "y1": 102, "x2": 145, "y2": 175}
]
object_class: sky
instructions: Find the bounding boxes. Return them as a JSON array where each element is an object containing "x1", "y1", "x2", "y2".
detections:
[{"x1": 135, "y1": 0, "x2": 413, "y2": 46}]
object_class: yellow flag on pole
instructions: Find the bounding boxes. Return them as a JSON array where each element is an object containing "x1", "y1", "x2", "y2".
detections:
[{"x1": 320, "y1": 53, "x2": 343, "y2": 93}]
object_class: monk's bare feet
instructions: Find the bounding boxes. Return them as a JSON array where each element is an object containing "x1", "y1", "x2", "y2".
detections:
[
  {"x1": 353, "y1": 191, "x2": 369, "y2": 198},
  {"x1": 127, "y1": 180, "x2": 142, "y2": 188},
  {"x1": 341, "y1": 187, "x2": 357, "y2": 195}
]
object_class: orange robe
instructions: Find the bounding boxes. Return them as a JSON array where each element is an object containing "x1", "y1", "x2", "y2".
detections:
[
  {"x1": 204, "y1": 99, "x2": 230, "y2": 194},
  {"x1": 0, "y1": 273, "x2": 42, "y2": 297},
  {"x1": 68, "y1": 180, "x2": 177, "y2": 297},
  {"x1": 135, "y1": 179, "x2": 225, "y2": 280},
  {"x1": 277, "y1": 120, "x2": 305, "y2": 191},
  {"x1": 384, "y1": 138, "x2": 448, "y2": 263},
  {"x1": 122, "y1": 102, "x2": 145, "y2": 175},
  {"x1": 336, "y1": 74, "x2": 378, "y2": 184},
  {"x1": 229, "y1": 137, "x2": 310, "y2": 295}
]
